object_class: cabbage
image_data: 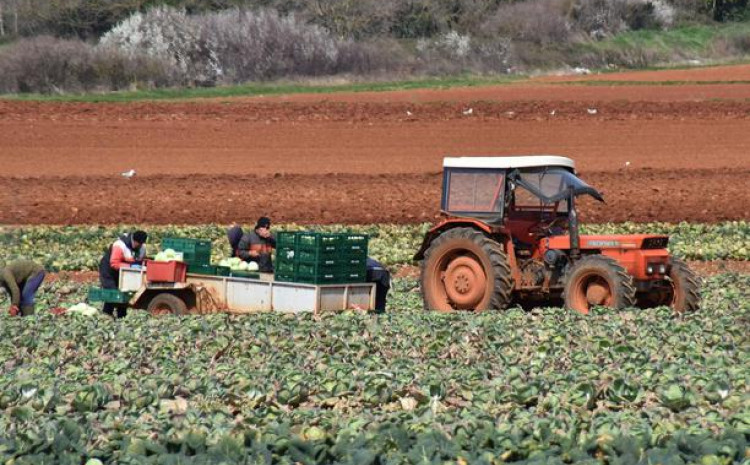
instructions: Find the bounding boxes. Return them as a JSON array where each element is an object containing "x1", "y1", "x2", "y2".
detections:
[{"x1": 247, "y1": 262, "x2": 259, "y2": 271}]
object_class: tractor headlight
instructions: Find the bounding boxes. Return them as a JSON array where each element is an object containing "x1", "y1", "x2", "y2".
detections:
[
  {"x1": 658, "y1": 264, "x2": 667, "y2": 274},
  {"x1": 646, "y1": 264, "x2": 655, "y2": 275}
]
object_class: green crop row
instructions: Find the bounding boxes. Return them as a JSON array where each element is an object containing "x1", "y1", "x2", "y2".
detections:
[
  {"x1": 0, "y1": 273, "x2": 748, "y2": 464},
  {"x1": 0, "y1": 222, "x2": 748, "y2": 272}
]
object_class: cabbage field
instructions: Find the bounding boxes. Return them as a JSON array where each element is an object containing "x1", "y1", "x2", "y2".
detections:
[
  {"x1": 0, "y1": 222, "x2": 748, "y2": 271},
  {"x1": 0, "y1": 223, "x2": 748, "y2": 464}
]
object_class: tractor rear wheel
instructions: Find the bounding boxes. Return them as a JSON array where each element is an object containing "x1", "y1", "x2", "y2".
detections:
[
  {"x1": 147, "y1": 293, "x2": 188, "y2": 316},
  {"x1": 564, "y1": 255, "x2": 636, "y2": 314},
  {"x1": 667, "y1": 258, "x2": 701, "y2": 313},
  {"x1": 421, "y1": 227, "x2": 513, "y2": 312}
]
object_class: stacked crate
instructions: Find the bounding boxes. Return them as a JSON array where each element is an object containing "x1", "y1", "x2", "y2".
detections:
[{"x1": 274, "y1": 232, "x2": 368, "y2": 284}]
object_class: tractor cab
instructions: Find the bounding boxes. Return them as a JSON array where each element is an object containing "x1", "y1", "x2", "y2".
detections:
[
  {"x1": 417, "y1": 155, "x2": 700, "y2": 315},
  {"x1": 441, "y1": 156, "x2": 602, "y2": 244}
]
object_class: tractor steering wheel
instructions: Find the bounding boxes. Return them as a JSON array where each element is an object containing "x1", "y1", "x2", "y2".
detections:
[{"x1": 531, "y1": 217, "x2": 567, "y2": 237}]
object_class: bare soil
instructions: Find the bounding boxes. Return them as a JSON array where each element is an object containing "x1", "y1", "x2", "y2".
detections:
[{"x1": 1, "y1": 65, "x2": 749, "y2": 225}]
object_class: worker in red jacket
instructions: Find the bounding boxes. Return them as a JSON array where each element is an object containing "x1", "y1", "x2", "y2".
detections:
[{"x1": 98, "y1": 230, "x2": 148, "y2": 318}]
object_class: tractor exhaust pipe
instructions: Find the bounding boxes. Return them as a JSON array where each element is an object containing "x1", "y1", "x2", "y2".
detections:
[{"x1": 568, "y1": 188, "x2": 581, "y2": 260}]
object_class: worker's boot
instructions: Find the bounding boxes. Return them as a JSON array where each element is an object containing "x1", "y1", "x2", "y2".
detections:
[{"x1": 20, "y1": 305, "x2": 35, "y2": 316}]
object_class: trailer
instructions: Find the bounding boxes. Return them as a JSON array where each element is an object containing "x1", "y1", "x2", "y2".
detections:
[{"x1": 114, "y1": 266, "x2": 376, "y2": 315}]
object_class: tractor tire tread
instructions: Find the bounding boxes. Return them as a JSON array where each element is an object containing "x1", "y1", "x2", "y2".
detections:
[
  {"x1": 421, "y1": 227, "x2": 513, "y2": 311},
  {"x1": 564, "y1": 254, "x2": 637, "y2": 311},
  {"x1": 670, "y1": 257, "x2": 701, "y2": 313}
]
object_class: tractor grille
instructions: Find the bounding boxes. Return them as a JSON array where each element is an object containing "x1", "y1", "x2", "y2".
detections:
[{"x1": 642, "y1": 237, "x2": 669, "y2": 249}]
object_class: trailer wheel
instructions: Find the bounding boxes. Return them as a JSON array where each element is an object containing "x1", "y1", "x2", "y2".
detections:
[
  {"x1": 147, "y1": 293, "x2": 188, "y2": 316},
  {"x1": 564, "y1": 255, "x2": 636, "y2": 314}
]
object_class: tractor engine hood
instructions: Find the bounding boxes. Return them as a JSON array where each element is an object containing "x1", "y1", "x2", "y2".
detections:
[{"x1": 546, "y1": 234, "x2": 670, "y2": 250}]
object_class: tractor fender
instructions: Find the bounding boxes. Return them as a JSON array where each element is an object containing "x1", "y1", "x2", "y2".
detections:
[{"x1": 413, "y1": 219, "x2": 504, "y2": 261}]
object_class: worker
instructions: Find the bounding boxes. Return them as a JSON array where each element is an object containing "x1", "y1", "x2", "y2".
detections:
[
  {"x1": 226, "y1": 223, "x2": 244, "y2": 258},
  {"x1": 238, "y1": 217, "x2": 276, "y2": 272},
  {"x1": 0, "y1": 260, "x2": 46, "y2": 316},
  {"x1": 99, "y1": 230, "x2": 148, "y2": 318},
  {"x1": 366, "y1": 258, "x2": 391, "y2": 313}
]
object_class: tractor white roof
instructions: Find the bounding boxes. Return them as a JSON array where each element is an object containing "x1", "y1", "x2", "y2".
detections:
[{"x1": 443, "y1": 156, "x2": 575, "y2": 170}]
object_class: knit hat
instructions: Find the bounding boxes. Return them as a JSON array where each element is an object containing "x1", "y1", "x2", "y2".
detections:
[
  {"x1": 133, "y1": 230, "x2": 148, "y2": 243},
  {"x1": 255, "y1": 217, "x2": 271, "y2": 229}
]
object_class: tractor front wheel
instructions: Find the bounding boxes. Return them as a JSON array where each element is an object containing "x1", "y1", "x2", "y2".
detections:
[
  {"x1": 667, "y1": 258, "x2": 701, "y2": 313},
  {"x1": 421, "y1": 227, "x2": 513, "y2": 312},
  {"x1": 564, "y1": 255, "x2": 636, "y2": 314},
  {"x1": 147, "y1": 293, "x2": 188, "y2": 316}
]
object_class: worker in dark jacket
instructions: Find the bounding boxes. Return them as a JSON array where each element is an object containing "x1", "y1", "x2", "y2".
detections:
[
  {"x1": 238, "y1": 217, "x2": 276, "y2": 272},
  {"x1": 0, "y1": 260, "x2": 46, "y2": 316},
  {"x1": 366, "y1": 258, "x2": 391, "y2": 313},
  {"x1": 99, "y1": 230, "x2": 148, "y2": 318}
]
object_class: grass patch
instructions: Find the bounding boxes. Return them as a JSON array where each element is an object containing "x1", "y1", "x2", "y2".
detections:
[
  {"x1": 577, "y1": 22, "x2": 750, "y2": 58},
  {"x1": 0, "y1": 74, "x2": 523, "y2": 103}
]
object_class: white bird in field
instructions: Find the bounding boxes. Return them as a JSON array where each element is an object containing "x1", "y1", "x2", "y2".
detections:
[
  {"x1": 625, "y1": 161, "x2": 631, "y2": 168},
  {"x1": 121, "y1": 169, "x2": 136, "y2": 179},
  {"x1": 463, "y1": 108, "x2": 473, "y2": 116},
  {"x1": 406, "y1": 110, "x2": 413, "y2": 116},
  {"x1": 550, "y1": 109, "x2": 556, "y2": 116},
  {"x1": 587, "y1": 108, "x2": 598, "y2": 115}
]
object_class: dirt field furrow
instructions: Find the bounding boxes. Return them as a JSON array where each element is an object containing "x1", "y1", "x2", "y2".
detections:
[
  {"x1": 1, "y1": 169, "x2": 746, "y2": 224},
  {"x1": 2, "y1": 69, "x2": 748, "y2": 225}
]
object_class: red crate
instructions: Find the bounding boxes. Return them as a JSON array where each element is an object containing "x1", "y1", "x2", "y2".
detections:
[{"x1": 145, "y1": 260, "x2": 187, "y2": 283}]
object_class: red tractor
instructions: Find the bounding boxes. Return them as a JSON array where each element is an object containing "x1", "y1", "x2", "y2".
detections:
[{"x1": 414, "y1": 156, "x2": 700, "y2": 314}]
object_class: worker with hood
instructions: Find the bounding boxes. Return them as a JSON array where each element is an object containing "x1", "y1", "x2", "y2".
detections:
[
  {"x1": 237, "y1": 217, "x2": 276, "y2": 272},
  {"x1": 0, "y1": 259, "x2": 46, "y2": 316},
  {"x1": 99, "y1": 230, "x2": 148, "y2": 318}
]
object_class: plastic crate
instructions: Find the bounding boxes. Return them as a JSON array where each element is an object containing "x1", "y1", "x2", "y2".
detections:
[
  {"x1": 295, "y1": 248, "x2": 340, "y2": 264},
  {"x1": 230, "y1": 270, "x2": 260, "y2": 279},
  {"x1": 297, "y1": 232, "x2": 340, "y2": 251},
  {"x1": 276, "y1": 246, "x2": 296, "y2": 262},
  {"x1": 274, "y1": 271, "x2": 295, "y2": 283},
  {"x1": 276, "y1": 231, "x2": 298, "y2": 248},
  {"x1": 215, "y1": 266, "x2": 231, "y2": 276},
  {"x1": 340, "y1": 233, "x2": 369, "y2": 254},
  {"x1": 161, "y1": 237, "x2": 212, "y2": 266},
  {"x1": 88, "y1": 287, "x2": 133, "y2": 304},
  {"x1": 339, "y1": 256, "x2": 367, "y2": 268},
  {"x1": 338, "y1": 270, "x2": 367, "y2": 283},
  {"x1": 145, "y1": 260, "x2": 187, "y2": 283},
  {"x1": 187, "y1": 264, "x2": 215, "y2": 275},
  {"x1": 275, "y1": 259, "x2": 296, "y2": 274},
  {"x1": 297, "y1": 261, "x2": 339, "y2": 279}
]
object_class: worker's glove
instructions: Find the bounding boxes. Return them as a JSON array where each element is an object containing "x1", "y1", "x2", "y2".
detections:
[{"x1": 9, "y1": 305, "x2": 20, "y2": 317}]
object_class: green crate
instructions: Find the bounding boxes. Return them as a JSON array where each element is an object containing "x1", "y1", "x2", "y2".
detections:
[
  {"x1": 340, "y1": 233, "x2": 369, "y2": 254},
  {"x1": 339, "y1": 255, "x2": 367, "y2": 268},
  {"x1": 297, "y1": 232, "x2": 340, "y2": 251},
  {"x1": 276, "y1": 231, "x2": 298, "y2": 248},
  {"x1": 187, "y1": 264, "x2": 231, "y2": 276},
  {"x1": 293, "y1": 273, "x2": 343, "y2": 285},
  {"x1": 88, "y1": 287, "x2": 133, "y2": 304},
  {"x1": 230, "y1": 271, "x2": 261, "y2": 279},
  {"x1": 274, "y1": 271, "x2": 296, "y2": 283},
  {"x1": 297, "y1": 261, "x2": 339, "y2": 279},
  {"x1": 276, "y1": 246, "x2": 296, "y2": 262},
  {"x1": 162, "y1": 237, "x2": 212, "y2": 266},
  {"x1": 338, "y1": 270, "x2": 367, "y2": 283},
  {"x1": 275, "y1": 259, "x2": 296, "y2": 274},
  {"x1": 215, "y1": 266, "x2": 231, "y2": 276},
  {"x1": 187, "y1": 264, "x2": 215, "y2": 275},
  {"x1": 295, "y1": 248, "x2": 340, "y2": 264}
]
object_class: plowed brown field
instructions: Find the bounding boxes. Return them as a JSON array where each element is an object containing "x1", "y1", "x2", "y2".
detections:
[{"x1": 1, "y1": 65, "x2": 749, "y2": 225}]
